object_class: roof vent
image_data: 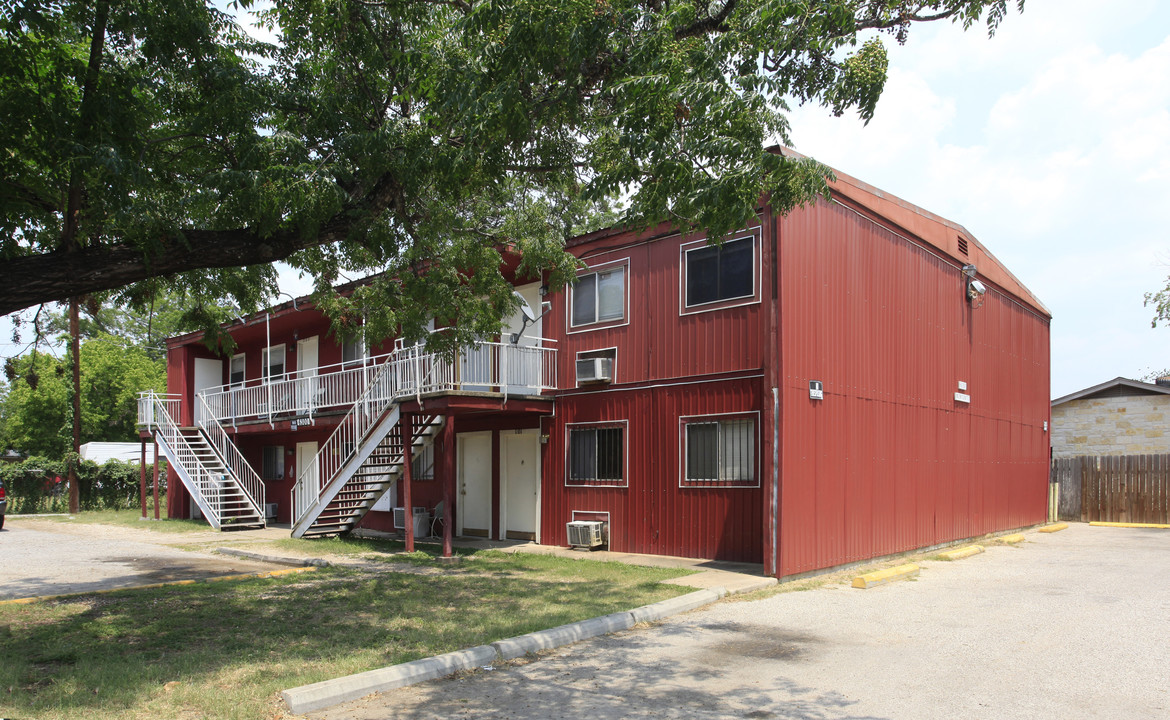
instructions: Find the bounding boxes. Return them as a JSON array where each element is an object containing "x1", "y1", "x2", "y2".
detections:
[{"x1": 957, "y1": 236, "x2": 969, "y2": 256}]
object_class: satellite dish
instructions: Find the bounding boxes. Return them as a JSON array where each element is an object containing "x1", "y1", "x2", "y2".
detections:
[{"x1": 514, "y1": 290, "x2": 537, "y2": 322}]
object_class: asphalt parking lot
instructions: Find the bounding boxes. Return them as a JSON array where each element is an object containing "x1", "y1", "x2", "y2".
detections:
[
  {"x1": 311, "y1": 523, "x2": 1170, "y2": 720},
  {"x1": 0, "y1": 517, "x2": 283, "y2": 600}
]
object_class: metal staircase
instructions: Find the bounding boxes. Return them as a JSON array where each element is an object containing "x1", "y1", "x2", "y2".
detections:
[
  {"x1": 293, "y1": 414, "x2": 444, "y2": 538},
  {"x1": 138, "y1": 392, "x2": 266, "y2": 530}
]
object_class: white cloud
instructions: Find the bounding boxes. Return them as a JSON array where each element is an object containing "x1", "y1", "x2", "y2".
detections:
[{"x1": 785, "y1": 1, "x2": 1170, "y2": 397}]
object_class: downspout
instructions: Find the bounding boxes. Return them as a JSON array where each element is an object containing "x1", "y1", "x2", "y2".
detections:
[{"x1": 266, "y1": 312, "x2": 273, "y2": 428}]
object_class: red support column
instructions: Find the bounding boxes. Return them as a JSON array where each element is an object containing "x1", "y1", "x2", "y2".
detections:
[
  {"x1": 441, "y1": 417, "x2": 455, "y2": 558},
  {"x1": 401, "y1": 414, "x2": 414, "y2": 553},
  {"x1": 152, "y1": 440, "x2": 160, "y2": 520},
  {"x1": 139, "y1": 440, "x2": 147, "y2": 519}
]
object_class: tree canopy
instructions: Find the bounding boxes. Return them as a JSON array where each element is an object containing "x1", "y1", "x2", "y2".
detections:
[{"x1": 1, "y1": 0, "x2": 1023, "y2": 349}]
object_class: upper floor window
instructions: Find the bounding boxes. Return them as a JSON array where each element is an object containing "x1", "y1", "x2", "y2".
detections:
[
  {"x1": 343, "y1": 335, "x2": 365, "y2": 366},
  {"x1": 685, "y1": 235, "x2": 754, "y2": 308},
  {"x1": 262, "y1": 344, "x2": 285, "y2": 381},
  {"x1": 681, "y1": 414, "x2": 758, "y2": 488},
  {"x1": 566, "y1": 422, "x2": 626, "y2": 487},
  {"x1": 571, "y1": 264, "x2": 625, "y2": 328},
  {"x1": 229, "y1": 354, "x2": 245, "y2": 387}
]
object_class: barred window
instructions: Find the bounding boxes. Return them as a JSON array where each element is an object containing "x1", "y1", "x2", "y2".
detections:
[
  {"x1": 411, "y1": 444, "x2": 435, "y2": 481},
  {"x1": 567, "y1": 425, "x2": 625, "y2": 486},
  {"x1": 683, "y1": 417, "x2": 756, "y2": 487}
]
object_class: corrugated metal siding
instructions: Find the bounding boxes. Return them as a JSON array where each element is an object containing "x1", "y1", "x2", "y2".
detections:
[
  {"x1": 551, "y1": 229, "x2": 764, "y2": 385},
  {"x1": 777, "y1": 199, "x2": 1050, "y2": 577},
  {"x1": 543, "y1": 378, "x2": 765, "y2": 562}
]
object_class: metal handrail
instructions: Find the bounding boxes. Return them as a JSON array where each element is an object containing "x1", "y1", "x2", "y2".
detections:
[
  {"x1": 290, "y1": 354, "x2": 402, "y2": 527},
  {"x1": 195, "y1": 395, "x2": 266, "y2": 520},
  {"x1": 137, "y1": 391, "x2": 230, "y2": 528}
]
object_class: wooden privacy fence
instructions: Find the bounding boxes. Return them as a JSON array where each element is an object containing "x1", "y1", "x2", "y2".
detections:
[{"x1": 1051, "y1": 455, "x2": 1170, "y2": 524}]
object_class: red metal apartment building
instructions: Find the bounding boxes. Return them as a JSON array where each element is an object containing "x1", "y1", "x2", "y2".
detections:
[{"x1": 141, "y1": 159, "x2": 1051, "y2": 579}]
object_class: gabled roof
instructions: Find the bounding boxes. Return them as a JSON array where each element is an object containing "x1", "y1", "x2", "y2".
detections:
[
  {"x1": 775, "y1": 147, "x2": 1050, "y2": 319},
  {"x1": 1051, "y1": 377, "x2": 1170, "y2": 407}
]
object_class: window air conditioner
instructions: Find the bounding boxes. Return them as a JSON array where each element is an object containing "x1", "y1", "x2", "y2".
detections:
[
  {"x1": 566, "y1": 520, "x2": 608, "y2": 549},
  {"x1": 576, "y1": 357, "x2": 613, "y2": 384},
  {"x1": 265, "y1": 503, "x2": 278, "y2": 519}
]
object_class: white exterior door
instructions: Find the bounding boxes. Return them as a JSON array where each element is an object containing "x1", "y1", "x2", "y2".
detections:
[
  {"x1": 457, "y1": 431, "x2": 492, "y2": 536},
  {"x1": 296, "y1": 335, "x2": 319, "y2": 411},
  {"x1": 502, "y1": 430, "x2": 540, "y2": 541},
  {"x1": 295, "y1": 441, "x2": 319, "y2": 496},
  {"x1": 193, "y1": 358, "x2": 222, "y2": 424}
]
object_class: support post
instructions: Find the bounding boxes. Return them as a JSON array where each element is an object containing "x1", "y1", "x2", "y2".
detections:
[
  {"x1": 152, "y1": 439, "x2": 160, "y2": 520},
  {"x1": 401, "y1": 413, "x2": 414, "y2": 553},
  {"x1": 441, "y1": 417, "x2": 455, "y2": 558},
  {"x1": 140, "y1": 439, "x2": 147, "y2": 519}
]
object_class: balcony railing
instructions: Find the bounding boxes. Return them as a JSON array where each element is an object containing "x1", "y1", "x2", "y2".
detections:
[{"x1": 194, "y1": 340, "x2": 557, "y2": 425}]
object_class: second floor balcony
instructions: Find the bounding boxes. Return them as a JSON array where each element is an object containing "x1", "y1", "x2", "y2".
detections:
[{"x1": 196, "y1": 340, "x2": 557, "y2": 426}]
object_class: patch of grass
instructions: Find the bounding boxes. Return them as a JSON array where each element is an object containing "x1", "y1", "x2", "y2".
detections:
[{"x1": 0, "y1": 553, "x2": 692, "y2": 720}]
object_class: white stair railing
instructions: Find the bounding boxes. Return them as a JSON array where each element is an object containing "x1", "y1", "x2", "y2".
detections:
[
  {"x1": 195, "y1": 395, "x2": 266, "y2": 521},
  {"x1": 137, "y1": 391, "x2": 230, "y2": 528},
  {"x1": 290, "y1": 352, "x2": 403, "y2": 528}
]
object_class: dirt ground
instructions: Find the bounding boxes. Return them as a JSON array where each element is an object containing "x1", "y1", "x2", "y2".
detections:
[
  {"x1": 0, "y1": 516, "x2": 288, "y2": 600},
  {"x1": 307, "y1": 524, "x2": 1170, "y2": 720}
]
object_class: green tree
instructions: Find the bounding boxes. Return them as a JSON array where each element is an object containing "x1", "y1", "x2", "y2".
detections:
[
  {"x1": 1, "y1": 334, "x2": 164, "y2": 456},
  {"x1": 1, "y1": 0, "x2": 1023, "y2": 349}
]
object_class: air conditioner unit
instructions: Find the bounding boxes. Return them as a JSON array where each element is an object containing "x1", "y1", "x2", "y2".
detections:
[
  {"x1": 566, "y1": 520, "x2": 608, "y2": 549},
  {"x1": 576, "y1": 357, "x2": 613, "y2": 384},
  {"x1": 394, "y1": 507, "x2": 430, "y2": 538},
  {"x1": 265, "y1": 503, "x2": 278, "y2": 519}
]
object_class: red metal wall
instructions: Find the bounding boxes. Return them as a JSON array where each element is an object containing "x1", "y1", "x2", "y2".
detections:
[
  {"x1": 541, "y1": 225, "x2": 770, "y2": 562},
  {"x1": 542, "y1": 378, "x2": 765, "y2": 562},
  {"x1": 775, "y1": 198, "x2": 1051, "y2": 577}
]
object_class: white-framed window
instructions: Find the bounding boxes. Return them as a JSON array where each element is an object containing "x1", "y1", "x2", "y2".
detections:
[
  {"x1": 342, "y1": 334, "x2": 365, "y2": 366},
  {"x1": 262, "y1": 344, "x2": 285, "y2": 381},
  {"x1": 679, "y1": 231, "x2": 761, "y2": 315},
  {"x1": 261, "y1": 446, "x2": 285, "y2": 480},
  {"x1": 566, "y1": 421, "x2": 626, "y2": 487},
  {"x1": 680, "y1": 413, "x2": 758, "y2": 488},
  {"x1": 571, "y1": 263, "x2": 626, "y2": 328},
  {"x1": 229, "y1": 353, "x2": 246, "y2": 387}
]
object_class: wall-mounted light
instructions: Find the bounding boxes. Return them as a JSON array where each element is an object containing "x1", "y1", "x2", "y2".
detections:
[{"x1": 962, "y1": 264, "x2": 986, "y2": 308}]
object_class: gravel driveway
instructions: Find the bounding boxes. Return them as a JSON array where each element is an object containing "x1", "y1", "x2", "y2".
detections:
[
  {"x1": 0, "y1": 516, "x2": 286, "y2": 600},
  {"x1": 310, "y1": 524, "x2": 1170, "y2": 720}
]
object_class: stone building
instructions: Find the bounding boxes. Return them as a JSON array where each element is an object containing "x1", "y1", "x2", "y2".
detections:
[{"x1": 1050, "y1": 377, "x2": 1170, "y2": 458}]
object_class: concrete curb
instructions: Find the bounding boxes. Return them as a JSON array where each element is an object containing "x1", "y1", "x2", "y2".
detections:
[
  {"x1": 0, "y1": 566, "x2": 317, "y2": 606},
  {"x1": 851, "y1": 563, "x2": 920, "y2": 589},
  {"x1": 1039, "y1": 523, "x2": 1069, "y2": 533},
  {"x1": 937, "y1": 545, "x2": 985, "y2": 561},
  {"x1": 281, "y1": 588, "x2": 726, "y2": 714},
  {"x1": 283, "y1": 646, "x2": 498, "y2": 714},
  {"x1": 1089, "y1": 521, "x2": 1170, "y2": 529},
  {"x1": 215, "y1": 547, "x2": 334, "y2": 567},
  {"x1": 997, "y1": 533, "x2": 1026, "y2": 544}
]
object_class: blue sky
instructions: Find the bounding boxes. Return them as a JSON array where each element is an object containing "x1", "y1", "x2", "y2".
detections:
[
  {"x1": 5, "y1": 1, "x2": 1168, "y2": 400},
  {"x1": 781, "y1": 0, "x2": 1170, "y2": 398}
]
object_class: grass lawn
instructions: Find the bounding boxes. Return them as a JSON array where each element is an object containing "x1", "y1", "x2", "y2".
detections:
[{"x1": 0, "y1": 541, "x2": 694, "y2": 720}]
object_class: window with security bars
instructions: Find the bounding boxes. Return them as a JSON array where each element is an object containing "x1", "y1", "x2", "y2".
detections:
[
  {"x1": 410, "y1": 444, "x2": 435, "y2": 480},
  {"x1": 567, "y1": 425, "x2": 625, "y2": 486},
  {"x1": 683, "y1": 417, "x2": 756, "y2": 487}
]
